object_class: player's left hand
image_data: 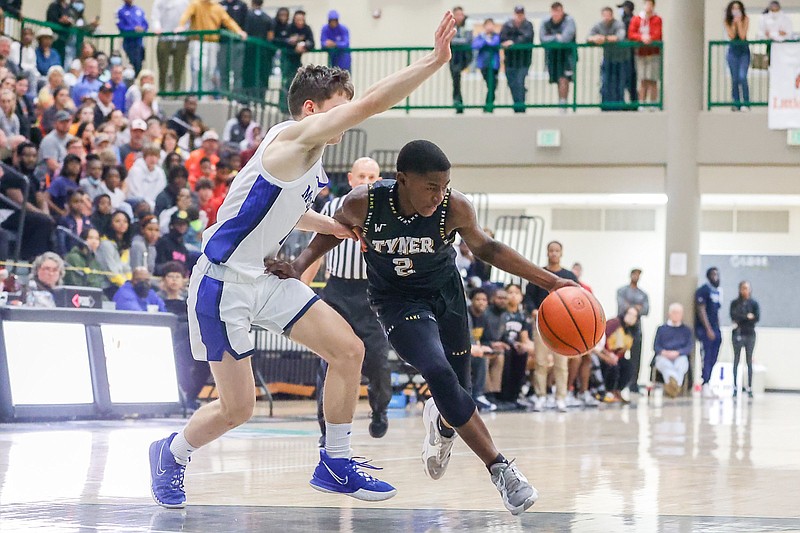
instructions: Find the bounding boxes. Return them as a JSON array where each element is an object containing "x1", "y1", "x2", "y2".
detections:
[
  {"x1": 264, "y1": 259, "x2": 300, "y2": 280},
  {"x1": 550, "y1": 277, "x2": 580, "y2": 292}
]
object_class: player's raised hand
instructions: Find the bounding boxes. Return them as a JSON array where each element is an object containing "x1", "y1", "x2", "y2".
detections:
[{"x1": 432, "y1": 11, "x2": 457, "y2": 66}]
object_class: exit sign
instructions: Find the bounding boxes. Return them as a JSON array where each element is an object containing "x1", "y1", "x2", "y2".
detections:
[
  {"x1": 788, "y1": 129, "x2": 800, "y2": 146},
  {"x1": 537, "y1": 129, "x2": 561, "y2": 148}
]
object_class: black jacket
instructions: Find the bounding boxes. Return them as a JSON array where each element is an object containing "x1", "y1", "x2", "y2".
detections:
[
  {"x1": 244, "y1": 9, "x2": 273, "y2": 41},
  {"x1": 500, "y1": 19, "x2": 534, "y2": 68},
  {"x1": 730, "y1": 297, "x2": 760, "y2": 336}
]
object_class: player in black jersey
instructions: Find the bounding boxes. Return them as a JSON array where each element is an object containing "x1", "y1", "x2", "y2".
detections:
[{"x1": 267, "y1": 140, "x2": 577, "y2": 515}]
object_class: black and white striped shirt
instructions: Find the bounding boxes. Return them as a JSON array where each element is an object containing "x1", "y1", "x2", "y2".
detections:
[{"x1": 322, "y1": 196, "x2": 368, "y2": 280}]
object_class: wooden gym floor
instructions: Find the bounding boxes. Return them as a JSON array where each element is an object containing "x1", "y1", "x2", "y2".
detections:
[{"x1": 1, "y1": 393, "x2": 799, "y2": 532}]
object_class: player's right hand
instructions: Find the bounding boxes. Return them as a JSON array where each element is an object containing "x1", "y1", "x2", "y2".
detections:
[
  {"x1": 264, "y1": 259, "x2": 300, "y2": 280},
  {"x1": 432, "y1": 11, "x2": 457, "y2": 65}
]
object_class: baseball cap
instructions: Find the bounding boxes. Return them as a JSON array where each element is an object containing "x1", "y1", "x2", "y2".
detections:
[
  {"x1": 82, "y1": 92, "x2": 98, "y2": 101},
  {"x1": 201, "y1": 130, "x2": 219, "y2": 142},
  {"x1": 631, "y1": 267, "x2": 642, "y2": 274},
  {"x1": 514, "y1": 5, "x2": 525, "y2": 13},
  {"x1": 55, "y1": 109, "x2": 72, "y2": 122},
  {"x1": 131, "y1": 119, "x2": 147, "y2": 131},
  {"x1": 170, "y1": 211, "x2": 189, "y2": 225},
  {"x1": 99, "y1": 82, "x2": 113, "y2": 93},
  {"x1": 94, "y1": 133, "x2": 110, "y2": 145},
  {"x1": 617, "y1": 1, "x2": 635, "y2": 9},
  {"x1": 327, "y1": 9, "x2": 339, "y2": 20}
]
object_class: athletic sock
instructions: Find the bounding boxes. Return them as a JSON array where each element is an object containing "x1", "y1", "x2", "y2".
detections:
[
  {"x1": 169, "y1": 429, "x2": 197, "y2": 466},
  {"x1": 437, "y1": 415, "x2": 456, "y2": 438},
  {"x1": 487, "y1": 453, "x2": 508, "y2": 471},
  {"x1": 324, "y1": 422, "x2": 353, "y2": 459}
]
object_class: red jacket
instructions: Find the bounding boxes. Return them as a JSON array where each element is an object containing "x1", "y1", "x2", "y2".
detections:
[{"x1": 628, "y1": 13, "x2": 662, "y2": 56}]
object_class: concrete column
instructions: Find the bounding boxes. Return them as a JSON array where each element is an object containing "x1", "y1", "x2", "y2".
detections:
[{"x1": 663, "y1": 1, "x2": 705, "y2": 319}]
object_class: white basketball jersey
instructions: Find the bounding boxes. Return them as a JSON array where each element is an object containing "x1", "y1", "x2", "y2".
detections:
[{"x1": 200, "y1": 121, "x2": 326, "y2": 281}]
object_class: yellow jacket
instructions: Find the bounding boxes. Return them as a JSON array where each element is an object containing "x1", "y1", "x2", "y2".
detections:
[{"x1": 178, "y1": 0, "x2": 244, "y2": 42}]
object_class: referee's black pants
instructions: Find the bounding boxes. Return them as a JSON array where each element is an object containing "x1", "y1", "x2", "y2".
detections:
[{"x1": 317, "y1": 277, "x2": 392, "y2": 435}]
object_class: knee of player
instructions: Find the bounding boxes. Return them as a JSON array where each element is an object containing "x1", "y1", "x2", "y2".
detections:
[
  {"x1": 221, "y1": 396, "x2": 255, "y2": 428},
  {"x1": 330, "y1": 337, "x2": 365, "y2": 368}
]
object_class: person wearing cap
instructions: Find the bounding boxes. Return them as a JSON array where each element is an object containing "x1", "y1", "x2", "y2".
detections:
[
  {"x1": 185, "y1": 129, "x2": 220, "y2": 188},
  {"x1": 242, "y1": 0, "x2": 274, "y2": 98},
  {"x1": 617, "y1": 1, "x2": 639, "y2": 105},
  {"x1": 155, "y1": 210, "x2": 190, "y2": 275},
  {"x1": 759, "y1": 1, "x2": 793, "y2": 42},
  {"x1": 120, "y1": 118, "x2": 148, "y2": 170},
  {"x1": 540, "y1": 2, "x2": 577, "y2": 113},
  {"x1": 320, "y1": 9, "x2": 351, "y2": 71},
  {"x1": 449, "y1": 6, "x2": 472, "y2": 114},
  {"x1": 34, "y1": 27, "x2": 62, "y2": 77},
  {"x1": 72, "y1": 57, "x2": 103, "y2": 107},
  {"x1": 616, "y1": 268, "x2": 650, "y2": 393},
  {"x1": 627, "y1": 0, "x2": 662, "y2": 108},
  {"x1": 588, "y1": 6, "x2": 628, "y2": 110},
  {"x1": 500, "y1": 5, "x2": 534, "y2": 113},
  {"x1": 127, "y1": 143, "x2": 167, "y2": 210},
  {"x1": 37, "y1": 108, "x2": 74, "y2": 178},
  {"x1": 177, "y1": 0, "x2": 248, "y2": 95},
  {"x1": 94, "y1": 82, "x2": 116, "y2": 127},
  {"x1": 116, "y1": 0, "x2": 149, "y2": 76},
  {"x1": 152, "y1": 0, "x2": 190, "y2": 93}
]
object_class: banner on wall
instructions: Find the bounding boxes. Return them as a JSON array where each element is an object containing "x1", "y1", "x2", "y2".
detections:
[{"x1": 768, "y1": 42, "x2": 800, "y2": 130}]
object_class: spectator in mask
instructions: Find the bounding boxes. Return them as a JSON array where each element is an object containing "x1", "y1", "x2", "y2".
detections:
[{"x1": 113, "y1": 265, "x2": 167, "y2": 312}]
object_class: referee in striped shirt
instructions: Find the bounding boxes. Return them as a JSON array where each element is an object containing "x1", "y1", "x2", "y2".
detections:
[{"x1": 314, "y1": 157, "x2": 392, "y2": 445}]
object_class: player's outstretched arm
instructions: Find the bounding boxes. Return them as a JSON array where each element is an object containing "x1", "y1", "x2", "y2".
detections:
[
  {"x1": 448, "y1": 191, "x2": 578, "y2": 292},
  {"x1": 266, "y1": 186, "x2": 370, "y2": 280},
  {"x1": 295, "y1": 209, "x2": 358, "y2": 240},
  {"x1": 289, "y1": 12, "x2": 457, "y2": 149}
]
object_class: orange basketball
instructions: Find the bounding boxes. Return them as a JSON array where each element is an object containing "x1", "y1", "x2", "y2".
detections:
[{"x1": 537, "y1": 287, "x2": 606, "y2": 357}]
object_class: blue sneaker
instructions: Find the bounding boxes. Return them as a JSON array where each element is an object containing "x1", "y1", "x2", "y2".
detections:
[
  {"x1": 310, "y1": 450, "x2": 397, "y2": 501},
  {"x1": 149, "y1": 433, "x2": 187, "y2": 509}
]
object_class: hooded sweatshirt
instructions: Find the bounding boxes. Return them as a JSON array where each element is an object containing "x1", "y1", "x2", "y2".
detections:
[{"x1": 126, "y1": 158, "x2": 167, "y2": 209}]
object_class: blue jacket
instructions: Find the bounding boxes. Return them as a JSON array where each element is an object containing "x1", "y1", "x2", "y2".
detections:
[
  {"x1": 116, "y1": 3, "x2": 149, "y2": 45},
  {"x1": 653, "y1": 323, "x2": 693, "y2": 358},
  {"x1": 110, "y1": 80, "x2": 128, "y2": 112},
  {"x1": 113, "y1": 281, "x2": 167, "y2": 312},
  {"x1": 72, "y1": 76, "x2": 103, "y2": 107},
  {"x1": 320, "y1": 23, "x2": 351, "y2": 70},
  {"x1": 472, "y1": 33, "x2": 500, "y2": 70},
  {"x1": 35, "y1": 47, "x2": 62, "y2": 77}
]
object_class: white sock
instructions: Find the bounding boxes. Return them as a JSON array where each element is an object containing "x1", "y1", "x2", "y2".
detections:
[
  {"x1": 324, "y1": 422, "x2": 352, "y2": 459},
  {"x1": 169, "y1": 430, "x2": 197, "y2": 466}
]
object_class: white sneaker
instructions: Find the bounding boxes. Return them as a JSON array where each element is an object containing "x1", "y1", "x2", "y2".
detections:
[
  {"x1": 475, "y1": 395, "x2": 497, "y2": 412},
  {"x1": 620, "y1": 388, "x2": 631, "y2": 403},
  {"x1": 740, "y1": 105, "x2": 750, "y2": 112},
  {"x1": 489, "y1": 460, "x2": 538, "y2": 515},
  {"x1": 532, "y1": 396, "x2": 546, "y2": 412},
  {"x1": 565, "y1": 392, "x2": 582, "y2": 408},
  {"x1": 702, "y1": 384, "x2": 715, "y2": 398},
  {"x1": 545, "y1": 395, "x2": 556, "y2": 410},
  {"x1": 582, "y1": 391, "x2": 600, "y2": 407},
  {"x1": 421, "y1": 398, "x2": 457, "y2": 480},
  {"x1": 556, "y1": 399, "x2": 568, "y2": 412}
]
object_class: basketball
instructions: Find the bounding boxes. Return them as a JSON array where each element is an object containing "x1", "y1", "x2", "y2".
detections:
[{"x1": 537, "y1": 287, "x2": 606, "y2": 357}]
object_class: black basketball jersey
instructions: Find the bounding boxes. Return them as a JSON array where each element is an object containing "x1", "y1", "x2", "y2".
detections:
[{"x1": 362, "y1": 180, "x2": 458, "y2": 297}]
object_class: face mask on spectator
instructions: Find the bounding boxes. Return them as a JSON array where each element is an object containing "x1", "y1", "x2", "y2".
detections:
[
  {"x1": 133, "y1": 281, "x2": 150, "y2": 298},
  {"x1": 73, "y1": 2, "x2": 84, "y2": 12}
]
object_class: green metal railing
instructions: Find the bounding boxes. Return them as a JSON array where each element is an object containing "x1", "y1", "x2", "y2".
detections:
[
  {"x1": 5, "y1": 13, "x2": 662, "y2": 113},
  {"x1": 707, "y1": 39, "x2": 800, "y2": 109}
]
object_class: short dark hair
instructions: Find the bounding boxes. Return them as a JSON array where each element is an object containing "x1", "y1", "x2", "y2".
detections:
[
  {"x1": 706, "y1": 267, "x2": 718, "y2": 279},
  {"x1": 396, "y1": 140, "x2": 451, "y2": 175},
  {"x1": 63, "y1": 154, "x2": 82, "y2": 168},
  {"x1": 160, "y1": 261, "x2": 186, "y2": 277},
  {"x1": 551, "y1": 2, "x2": 564, "y2": 9},
  {"x1": 85, "y1": 153, "x2": 100, "y2": 163},
  {"x1": 294, "y1": 9, "x2": 306, "y2": 16},
  {"x1": 547, "y1": 240, "x2": 563, "y2": 250},
  {"x1": 453, "y1": 6, "x2": 464, "y2": 12},
  {"x1": 195, "y1": 178, "x2": 214, "y2": 191},
  {"x1": 287, "y1": 64, "x2": 354, "y2": 119},
  {"x1": 470, "y1": 288, "x2": 488, "y2": 300},
  {"x1": 199, "y1": 157, "x2": 211, "y2": 165},
  {"x1": 601, "y1": 6, "x2": 613, "y2": 14},
  {"x1": 167, "y1": 165, "x2": 189, "y2": 183},
  {"x1": 505, "y1": 283, "x2": 521, "y2": 292},
  {"x1": 16, "y1": 141, "x2": 36, "y2": 156}
]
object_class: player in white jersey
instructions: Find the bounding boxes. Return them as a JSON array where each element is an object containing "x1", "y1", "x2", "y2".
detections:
[{"x1": 148, "y1": 12, "x2": 459, "y2": 509}]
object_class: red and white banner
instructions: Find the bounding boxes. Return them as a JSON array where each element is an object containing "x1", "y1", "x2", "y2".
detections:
[{"x1": 768, "y1": 42, "x2": 800, "y2": 130}]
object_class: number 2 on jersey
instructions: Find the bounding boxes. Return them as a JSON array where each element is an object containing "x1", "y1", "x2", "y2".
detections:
[{"x1": 393, "y1": 258, "x2": 415, "y2": 277}]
